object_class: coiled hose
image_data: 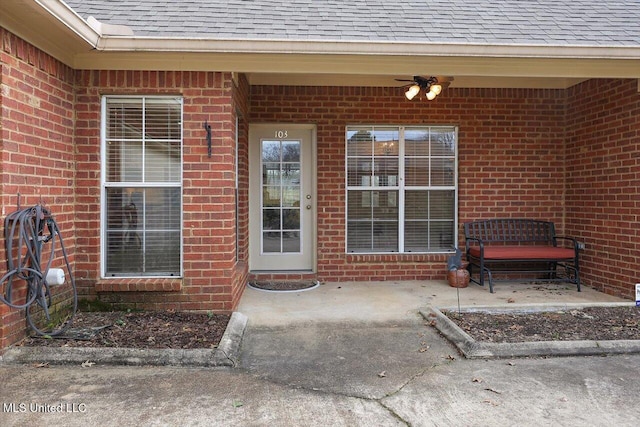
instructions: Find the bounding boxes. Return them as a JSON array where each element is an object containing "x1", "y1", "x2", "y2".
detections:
[{"x1": 1, "y1": 205, "x2": 77, "y2": 336}]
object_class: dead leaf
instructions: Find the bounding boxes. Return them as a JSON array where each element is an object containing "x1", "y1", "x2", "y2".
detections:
[
  {"x1": 506, "y1": 361, "x2": 516, "y2": 366},
  {"x1": 507, "y1": 298, "x2": 516, "y2": 303},
  {"x1": 472, "y1": 377, "x2": 483, "y2": 383},
  {"x1": 418, "y1": 346, "x2": 429, "y2": 353},
  {"x1": 81, "y1": 360, "x2": 95, "y2": 368},
  {"x1": 378, "y1": 371, "x2": 387, "y2": 378},
  {"x1": 34, "y1": 362, "x2": 49, "y2": 368},
  {"x1": 446, "y1": 354, "x2": 457, "y2": 361}
]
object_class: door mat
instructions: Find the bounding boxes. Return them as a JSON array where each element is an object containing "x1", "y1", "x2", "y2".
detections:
[{"x1": 247, "y1": 280, "x2": 319, "y2": 293}]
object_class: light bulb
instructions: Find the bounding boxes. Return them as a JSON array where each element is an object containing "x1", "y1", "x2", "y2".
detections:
[
  {"x1": 426, "y1": 90, "x2": 437, "y2": 100},
  {"x1": 405, "y1": 84, "x2": 420, "y2": 100},
  {"x1": 430, "y1": 84, "x2": 442, "y2": 95}
]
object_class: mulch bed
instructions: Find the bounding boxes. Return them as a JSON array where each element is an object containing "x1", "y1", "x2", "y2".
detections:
[
  {"x1": 19, "y1": 310, "x2": 230, "y2": 349},
  {"x1": 444, "y1": 306, "x2": 640, "y2": 343}
]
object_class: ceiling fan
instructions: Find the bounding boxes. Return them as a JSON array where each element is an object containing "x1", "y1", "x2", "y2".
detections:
[{"x1": 396, "y1": 76, "x2": 453, "y2": 100}]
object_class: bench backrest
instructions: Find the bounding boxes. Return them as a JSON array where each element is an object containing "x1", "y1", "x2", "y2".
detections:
[{"x1": 464, "y1": 219, "x2": 556, "y2": 244}]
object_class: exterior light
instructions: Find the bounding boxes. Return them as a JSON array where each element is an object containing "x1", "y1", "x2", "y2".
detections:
[
  {"x1": 400, "y1": 76, "x2": 451, "y2": 101},
  {"x1": 405, "y1": 84, "x2": 420, "y2": 100}
]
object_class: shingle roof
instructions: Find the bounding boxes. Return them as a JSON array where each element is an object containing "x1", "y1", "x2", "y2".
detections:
[{"x1": 64, "y1": 0, "x2": 640, "y2": 46}]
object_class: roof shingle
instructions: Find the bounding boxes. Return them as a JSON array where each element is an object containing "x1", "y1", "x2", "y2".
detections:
[{"x1": 64, "y1": 0, "x2": 640, "y2": 46}]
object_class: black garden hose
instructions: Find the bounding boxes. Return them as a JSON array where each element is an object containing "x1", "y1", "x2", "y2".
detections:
[{"x1": 1, "y1": 205, "x2": 77, "y2": 336}]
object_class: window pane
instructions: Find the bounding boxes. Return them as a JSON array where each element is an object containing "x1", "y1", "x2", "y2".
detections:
[
  {"x1": 404, "y1": 221, "x2": 428, "y2": 252},
  {"x1": 263, "y1": 232, "x2": 281, "y2": 253},
  {"x1": 106, "y1": 99, "x2": 143, "y2": 140},
  {"x1": 347, "y1": 128, "x2": 374, "y2": 156},
  {"x1": 145, "y1": 231, "x2": 181, "y2": 274},
  {"x1": 145, "y1": 98, "x2": 182, "y2": 140},
  {"x1": 405, "y1": 158, "x2": 429, "y2": 187},
  {"x1": 405, "y1": 191, "x2": 428, "y2": 220},
  {"x1": 405, "y1": 129, "x2": 430, "y2": 156},
  {"x1": 372, "y1": 128, "x2": 399, "y2": 156},
  {"x1": 431, "y1": 128, "x2": 456, "y2": 156},
  {"x1": 106, "y1": 140, "x2": 142, "y2": 183},
  {"x1": 430, "y1": 158, "x2": 455, "y2": 186},
  {"x1": 145, "y1": 188, "x2": 181, "y2": 230},
  {"x1": 145, "y1": 140, "x2": 180, "y2": 182},
  {"x1": 262, "y1": 140, "x2": 280, "y2": 162},
  {"x1": 430, "y1": 191, "x2": 455, "y2": 219},
  {"x1": 347, "y1": 221, "x2": 372, "y2": 252},
  {"x1": 429, "y1": 221, "x2": 455, "y2": 251},
  {"x1": 346, "y1": 190, "x2": 398, "y2": 252},
  {"x1": 282, "y1": 141, "x2": 300, "y2": 162}
]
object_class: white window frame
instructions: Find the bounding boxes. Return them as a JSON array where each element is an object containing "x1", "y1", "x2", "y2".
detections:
[
  {"x1": 345, "y1": 125, "x2": 458, "y2": 254},
  {"x1": 100, "y1": 95, "x2": 184, "y2": 278}
]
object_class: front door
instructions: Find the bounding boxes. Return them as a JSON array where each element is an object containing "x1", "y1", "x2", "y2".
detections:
[{"x1": 249, "y1": 124, "x2": 316, "y2": 271}]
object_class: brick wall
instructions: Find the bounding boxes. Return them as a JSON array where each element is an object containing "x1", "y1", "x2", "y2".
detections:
[
  {"x1": 0, "y1": 29, "x2": 76, "y2": 348},
  {"x1": 74, "y1": 70, "x2": 247, "y2": 312},
  {"x1": 566, "y1": 79, "x2": 640, "y2": 299},
  {"x1": 250, "y1": 86, "x2": 568, "y2": 282}
]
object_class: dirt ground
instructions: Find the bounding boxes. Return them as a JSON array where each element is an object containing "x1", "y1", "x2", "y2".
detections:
[
  {"x1": 19, "y1": 310, "x2": 230, "y2": 349},
  {"x1": 444, "y1": 306, "x2": 640, "y2": 343}
]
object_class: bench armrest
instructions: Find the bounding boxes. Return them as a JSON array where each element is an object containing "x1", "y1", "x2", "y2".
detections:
[
  {"x1": 555, "y1": 236, "x2": 579, "y2": 250},
  {"x1": 465, "y1": 236, "x2": 484, "y2": 254}
]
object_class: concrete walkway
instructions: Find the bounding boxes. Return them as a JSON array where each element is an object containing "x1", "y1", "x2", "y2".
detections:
[{"x1": 2, "y1": 280, "x2": 639, "y2": 426}]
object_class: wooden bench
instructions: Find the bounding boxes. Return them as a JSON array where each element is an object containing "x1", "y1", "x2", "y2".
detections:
[{"x1": 464, "y1": 219, "x2": 581, "y2": 293}]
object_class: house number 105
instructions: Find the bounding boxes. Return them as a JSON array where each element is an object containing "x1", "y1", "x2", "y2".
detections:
[{"x1": 275, "y1": 130, "x2": 288, "y2": 138}]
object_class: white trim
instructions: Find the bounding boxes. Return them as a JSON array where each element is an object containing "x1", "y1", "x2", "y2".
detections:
[{"x1": 34, "y1": 0, "x2": 100, "y2": 47}]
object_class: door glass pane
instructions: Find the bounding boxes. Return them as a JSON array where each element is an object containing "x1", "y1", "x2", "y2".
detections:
[{"x1": 261, "y1": 139, "x2": 302, "y2": 254}]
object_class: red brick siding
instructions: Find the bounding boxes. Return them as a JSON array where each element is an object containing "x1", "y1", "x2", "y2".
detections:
[
  {"x1": 250, "y1": 86, "x2": 567, "y2": 282},
  {"x1": 0, "y1": 29, "x2": 76, "y2": 348},
  {"x1": 75, "y1": 70, "x2": 246, "y2": 312},
  {"x1": 566, "y1": 79, "x2": 640, "y2": 299}
]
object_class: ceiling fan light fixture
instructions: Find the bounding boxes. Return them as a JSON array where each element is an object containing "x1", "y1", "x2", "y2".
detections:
[
  {"x1": 405, "y1": 84, "x2": 420, "y2": 100},
  {"x1": 399, "y1": 76, "x2": 452, "y2": 101}
]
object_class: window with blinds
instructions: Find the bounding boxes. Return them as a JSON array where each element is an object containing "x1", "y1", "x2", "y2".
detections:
[
  {"x1": 346, "y1": 126, "x2": 457, "y2": 253},
  {"x1": 102, "y1": 96, "x2": 183, "y2": 277}
]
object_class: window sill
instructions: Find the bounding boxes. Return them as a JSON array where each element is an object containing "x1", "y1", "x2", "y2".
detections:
[{"x1": 95, "y1": 278, "x2": 182, "y2": 293}]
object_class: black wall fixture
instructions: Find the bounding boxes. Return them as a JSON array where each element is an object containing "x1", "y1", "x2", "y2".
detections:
[{"x1": 203, "y1": 121, "x2": 212, "y2": 158}]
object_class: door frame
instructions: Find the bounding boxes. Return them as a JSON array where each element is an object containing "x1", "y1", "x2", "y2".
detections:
[{"x1": 248, "y1": 123, "x2": 317, "y2": 272}]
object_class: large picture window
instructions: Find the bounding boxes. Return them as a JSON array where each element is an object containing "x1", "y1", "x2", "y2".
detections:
[
  {"x1": 346, "y1": 126, "x2": 457, "y2": 253},
  {"x1": 101, "y1": 96, "x2": 183, "y2": 277}
]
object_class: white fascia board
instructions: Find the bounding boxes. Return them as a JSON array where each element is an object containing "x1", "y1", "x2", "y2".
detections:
[
  {"x1": 34, "y1": 0, "x2": 100, "y2": 47},
  {"x1": 95, "y1": 37, "x2": 640, "y2": 61}
]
